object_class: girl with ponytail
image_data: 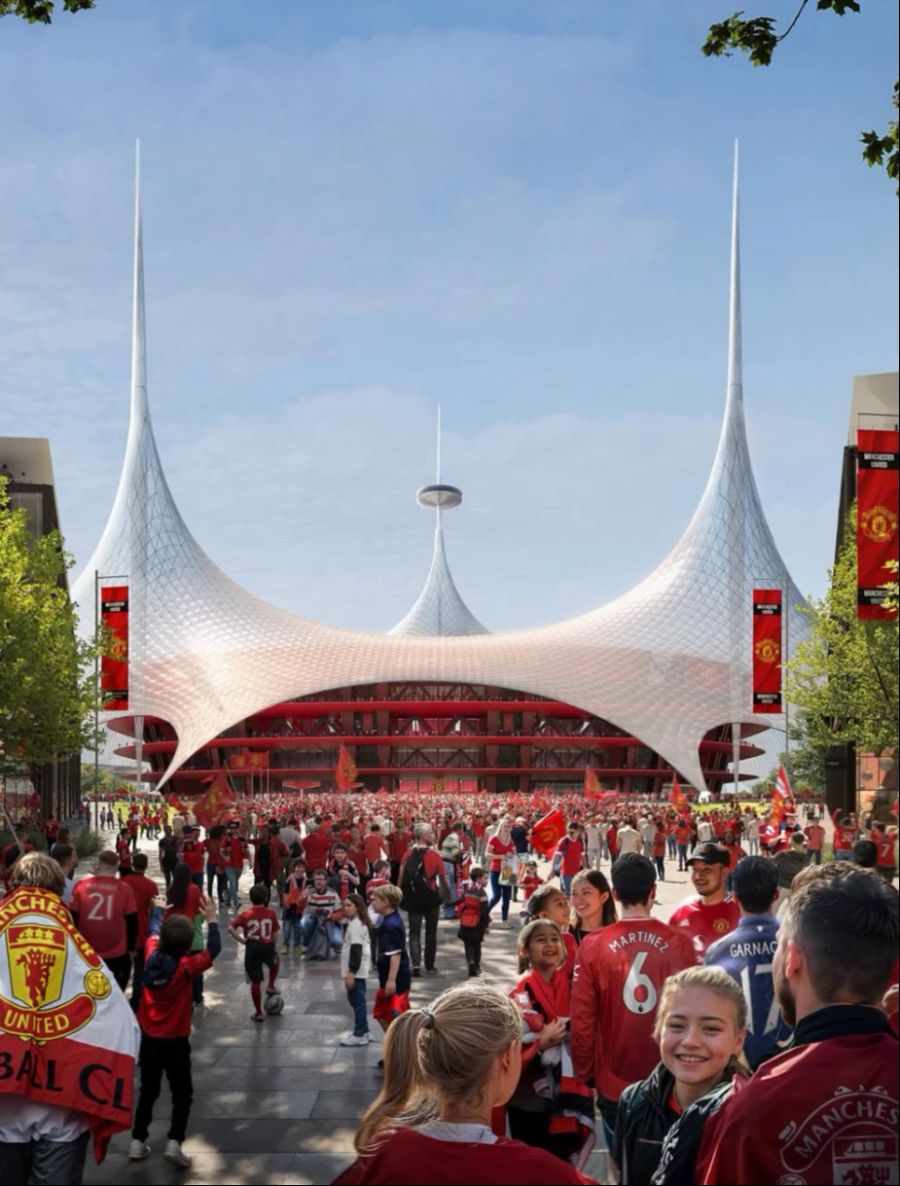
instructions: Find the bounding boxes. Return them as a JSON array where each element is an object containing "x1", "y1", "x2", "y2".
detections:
[{"x1": 332, "y1": 983, "x2": 591, "y2": 1185}]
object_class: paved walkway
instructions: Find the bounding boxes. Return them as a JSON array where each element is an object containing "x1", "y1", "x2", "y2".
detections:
[{"x1": 81, "y1": 836, "x2": 695, "y2": 1186}]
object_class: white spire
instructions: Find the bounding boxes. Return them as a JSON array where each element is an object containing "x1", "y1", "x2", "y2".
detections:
[
  {"x1": 130, "y1": 138, "x2": 147, "y2": 429},
  {"x1": 727, "y1": 140, "x2": 742, "y2": 408},
  {"x1": 391, "y1": 409, "x2": 489, "y2": 636}
]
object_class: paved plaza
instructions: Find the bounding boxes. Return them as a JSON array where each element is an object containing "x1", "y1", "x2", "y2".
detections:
[{"x1": 79, "y1": 834, "x2": 696, "y2": 1186}]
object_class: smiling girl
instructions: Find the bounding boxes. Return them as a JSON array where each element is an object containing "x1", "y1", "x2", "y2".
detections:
[
  {"x1": 504, "y1": 920, "x2": 595, "y2": 1169},
  {"x1": 612, "y1": 966, "x2": 747, "y2": 1185},
  {"x1": 525, "y1": 884, "x2": 579, "y2": 980},
  {"x1": 569, "y1": 870, "x2": 616, "y2": 946},
  {"x1": 333, "y1": 985, "x2": 590, "y2": 1184}
]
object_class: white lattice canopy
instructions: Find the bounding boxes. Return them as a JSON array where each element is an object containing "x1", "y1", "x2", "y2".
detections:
[{"x1": 72, "y1": 147, "x2": 804, "y2": 791}]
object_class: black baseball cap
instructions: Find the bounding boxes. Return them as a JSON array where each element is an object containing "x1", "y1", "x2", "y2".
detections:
[{"x1": 686, "y1": 843, "x2": 730, "y2": 868}]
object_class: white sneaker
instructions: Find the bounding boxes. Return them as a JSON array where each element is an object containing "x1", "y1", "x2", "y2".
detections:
[
  {"x1": 341, "y1": 1032, "x2": 370, "y2": 1046},
  {"x1": 129, "y1": 1139, "x2": 151, "y2": 1161},
  {"x1": 163, "y1": 1139, "x2": 192, "y2": 1169}
]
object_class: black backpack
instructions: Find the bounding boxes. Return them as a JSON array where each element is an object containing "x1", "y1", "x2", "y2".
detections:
[{"x1": 401, "y1": 848, "x2": 441, "y2": 910}]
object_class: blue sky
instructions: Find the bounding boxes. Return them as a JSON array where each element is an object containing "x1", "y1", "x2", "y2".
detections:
[{"x1": 2, "y1": 0, "x2": 897, "y2": 631}]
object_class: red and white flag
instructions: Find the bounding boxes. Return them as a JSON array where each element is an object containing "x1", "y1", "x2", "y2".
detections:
[
  {"x1": 0, "y1": 887, "x2": 140, "y2": 1162},
  {"x1": 771, "y1": 765, "x2": 795, "y2": 828}
]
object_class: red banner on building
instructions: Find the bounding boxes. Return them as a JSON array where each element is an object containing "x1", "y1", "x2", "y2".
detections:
[
  {"x1": 100, "y1": 585, "x2": 129, "y2": 710},
  {"x1": 857, "y1": 429, "x2": 899, "y2": 620},
  {"x1": 752, "y1": 588, "x2": 782, "y2": 713}
]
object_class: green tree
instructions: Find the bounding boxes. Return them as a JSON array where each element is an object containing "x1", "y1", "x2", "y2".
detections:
[
  {"x1": 0, "y1": 0, "x2": 94, "y2": 22},
  {"x1": 0, "y1": 475, "x2": 104, "y2": 782},
  {"x1": 785, "y1": 507, "x2": 899, "y2": 755},
  {"x1": 80, "y1": 763, "x2": 118, "y2": 798},
  {"x1": 703, "y1": 3, "x2": 899, "y2": 190}
]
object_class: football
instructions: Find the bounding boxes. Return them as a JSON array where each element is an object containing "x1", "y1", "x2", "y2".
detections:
[{"x1": 264, "y1": 991, "x2": 285, "y2": 1015}]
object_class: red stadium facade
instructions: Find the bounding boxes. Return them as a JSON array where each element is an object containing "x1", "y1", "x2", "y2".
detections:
[{"x1": 109, "y1": 682, "x2": 765, "y2": 799}]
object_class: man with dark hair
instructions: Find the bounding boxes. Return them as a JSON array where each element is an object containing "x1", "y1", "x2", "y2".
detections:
[
  {"x1": 704, "y1": 855, "x2": 791, "y2": 1067},
  {"x1": 571, "y1": 853, "x2": 696, "y2": 1143},
  {"x1": 669, "y1": 843, "x2": 740, "y2": 958},
  {"x1": 697, "y1": 863, "x2": 900, "y2": 1185}
]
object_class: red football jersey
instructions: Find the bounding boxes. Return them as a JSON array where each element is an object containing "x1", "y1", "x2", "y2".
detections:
[
  {"x1": 696, "y1": 1029, "x2": 899, "y2": 1185},
  {"x1": 871, "y1": 832, "x2": 897, "y2": 866},
  {"x1": 301, "y1": 830, "x2": 332, "y2": 871},
  {"x1": 668, "y1": 895, "x2": 740, "y2": 959},
  {"x1": 232, "y1": 905, "x2": 280, "y2": 944},
  {"x1": 71, "y1": 875, "x2": 138, "y2": 958},
  {"x1": 129, "y1": 873, "x2": 159, "y2": 947},
  {"x1": 166, "y1": 881, "x2": 203, "y2": 923},
  {"x1": 180, "y1": 839, "x2": 205, "y2": 875},
  {"x1": 138, "y1": 934, "x2": 212, "y2": 1038},
  {"x1": 332, "y1": 1126, "x2": 588, "y2": 1185},
  {"x1": 571, "y1": 917, "x2": 697, "y2": 1100}
]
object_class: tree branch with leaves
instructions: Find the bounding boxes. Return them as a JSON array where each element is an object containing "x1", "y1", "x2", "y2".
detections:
[{"x1": 703, "y1": 2, "x2": 898, "y2": 190}]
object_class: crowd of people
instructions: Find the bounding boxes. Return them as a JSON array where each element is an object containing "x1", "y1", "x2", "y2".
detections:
[{"x1": 0, "y1": 787, "x2": 897, "y2": 1185}]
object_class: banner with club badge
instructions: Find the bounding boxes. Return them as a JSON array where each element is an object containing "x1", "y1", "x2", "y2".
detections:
[
  {"x1": 857, "y1": 429, "x2": 899, "y2": 620},
  {"x1": 752, "y1": 588, "x2": 782, "y2": 713},
  {"x1": 0, "y1": 887, "x2": 140, "y2": 1162},
  {"x1": 100, "y1": 584, "x2": 129, "y2": 709}
]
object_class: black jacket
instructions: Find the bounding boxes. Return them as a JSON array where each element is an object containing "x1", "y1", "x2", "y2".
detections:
[{"x1": 612, "y1": 1062, "x2": 680, "y2": 1185}]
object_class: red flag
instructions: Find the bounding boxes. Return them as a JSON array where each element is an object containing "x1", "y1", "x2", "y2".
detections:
[
  {"x1": 193, "y1": 770, "x2": 236, "y2": 829},
  {"x1": 669, "y1": 775, "x2": 689, "y2": 813},
  {"x1": 334, "y1": 744, "x2": 358, "y2": 792},
  {"x1": 530, "y1": 809, "x2": 566, "y2": 859},
  {"x1": 771, "y1": 765, "x2": 794, "y2": 829},
  {"x1": 583, "y1": 767, "x2": 603, "y2": 801}
]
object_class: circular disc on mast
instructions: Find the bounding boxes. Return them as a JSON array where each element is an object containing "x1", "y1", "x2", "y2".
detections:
[{"x1": 416, "y1": 484, "x2": 462, "y2": 510}]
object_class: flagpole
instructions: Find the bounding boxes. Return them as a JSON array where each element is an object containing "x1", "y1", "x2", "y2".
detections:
[{"x1": 94, "y1": 569, "x2": 101, "y2": 833}]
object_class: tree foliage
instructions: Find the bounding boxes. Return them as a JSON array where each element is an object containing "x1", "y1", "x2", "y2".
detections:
[
  {"x1": 785, "y1": 507, "x2": 899, "y2": 756},
  {"x1": 0, "y1": 0, "x2": 94, "y2": 22},
  {"x1": 703, "y1": 3, "x2": 899, "y2": 190},
  {"x1": 0, "y1": 475, "x2": 104, "y2": 777}
]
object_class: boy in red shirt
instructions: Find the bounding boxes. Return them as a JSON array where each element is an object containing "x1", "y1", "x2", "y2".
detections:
[
  {"x1": 130, "y1": 895, "x2": 221, "y2": 1169},
  {"x1": 229, "y1": 884, "x2": 282, "y2": 1021}
]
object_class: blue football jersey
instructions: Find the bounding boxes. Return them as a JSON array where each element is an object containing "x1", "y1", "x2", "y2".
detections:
[{"x1": 704, "y1": 914, "x2": 792, "y2": 1067}]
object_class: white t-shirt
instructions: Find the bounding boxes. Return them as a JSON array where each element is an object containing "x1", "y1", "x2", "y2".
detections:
[
  {"x1": 0, "y1": 1097, "x2": 89, "y2": 1143},
  {"x1": 616, "y1": 825, "x2": 642, "y2": 854},
  {"x1": 585, "y1": 825, "x2": 601, "y2": 849},
  {"x1": 340, "y1": 916, "x2": 371, "y2": 979}
]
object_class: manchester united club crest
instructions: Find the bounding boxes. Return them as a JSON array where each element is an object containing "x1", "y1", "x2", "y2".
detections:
[
  {"x1": 0, "y1": 892, "x2": 112, "y2": 1044},
  {"x1": 860, "y1": 504, "x2": 899, "y2": 543},
  {"x1": 754, "y1": 638, "x2": 781, "y2": 665}
]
